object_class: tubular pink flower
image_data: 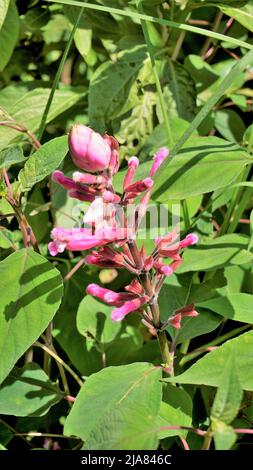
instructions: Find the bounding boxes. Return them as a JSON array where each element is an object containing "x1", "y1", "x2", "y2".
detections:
[
  {"x1": 175, "y1": 304, "x2": 198, "y2": 318},
  {"x1": 68, "y1": 188, "x2": 98, "y2": 202},
  {"x1": 169, "y1": 313, "x2": 182, "y2": 329},
  {"x1": 123, "y1": 157, "x2": 139, "y2": 190},
  {"x1": 85, "y1": 247, "x2": 125, "y2": 268},
  {"x1": 149, "y1": 147, "x2": 169, "y2": 177},
  {"x1": 125, "y1": 177, "x2": 153, "y2": 195},
  {"x1": 69, "y1": 124, "x2": 111, "y2": 172},
  {"x1": 111, "y1": 297, "x2": 147, "y2": 322},
  {"x1": 179, "y1": 233, "x2": 198, "y2": 249},
  {"x1": 108, "y1": 149, "x2": 120, "y2": 175},
  {"x1": 48, "y1": 226, "x2": 125, "y2": 256},
  {"x1": 102, "y1": 190, "x2": 121, "y2": 203},
  {"x1": 52, "y1": 171, "x2": 77, "y2": 190},
  {"x1": 72, "y1": 172, "x2": 99, "y2": 185},
  {"x1": 86, "y1": 283, "x2": 135, "y2": 306}
]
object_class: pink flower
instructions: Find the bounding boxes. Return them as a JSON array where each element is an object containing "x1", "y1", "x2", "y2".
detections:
[
  {"x1": 169, "y1": 304, "x2": 199, "y2": 329},
  {"x1": 149, "y1": 147, "x2": 169, "y2": 177},
  {"x1": 86, "y1": 284, "x2": 134, "y2": 306},
  {"x1": 48, "y1": 226, "x2": 126, "y2": 256},
  {"x1": 123, "y1": 157, "x2": 139, "y2": 190},
  {"x1": 68, "y1": 124, "x2": 111, "y2": 172},
  {"x1": 111, "y1": 297, "x2": 148, "y2": 322}
]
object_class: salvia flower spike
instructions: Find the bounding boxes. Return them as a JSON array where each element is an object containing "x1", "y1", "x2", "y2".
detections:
[{"x1": 49, "y1": 125, "x2": 198, "y2": 357}]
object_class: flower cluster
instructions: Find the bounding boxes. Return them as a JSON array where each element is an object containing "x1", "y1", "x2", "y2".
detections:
[{"x1": 49, "y1": 124, "x2": 198, "y2": 331}]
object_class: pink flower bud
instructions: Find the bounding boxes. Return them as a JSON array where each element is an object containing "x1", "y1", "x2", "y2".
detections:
[
  {"x1": 52, "y1": 171, "x2": 77, "y2": 190},
  {"x1": 111, "y1": 297, "x2": 147, "y2": 322},
  {"x1": 123, "y1": 157, "x2": 139, "y2": 189},
  {"x1": 149, "y1": 147, "x2": 169, "y2": 177},
  {"x1": 68, "y1": 124, "x2": 111, "y2": 172},
  {"x1": 179, "y1": 233, "x2": 198, "y2": 249},
  {"x1": 169, "y1": 313, "x2": 181, "y2": 329}
]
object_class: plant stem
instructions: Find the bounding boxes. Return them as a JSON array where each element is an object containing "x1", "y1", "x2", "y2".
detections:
[
  {"x1": 181, "y1": 199, "x2": 191, "y2": 231},
  {"x1": 137, "y1": 1, "x2": 174, "y2": 146},
  {"x1": 202, "y1": 429, "x2": 213, "y2": 450},
  {"x1": 45, "y1": 0, "x2": 253, "y2": 51},
  {"x1": 179, "y1": 324, "x2": 250, "y2": 366},
  {"x1": 37, "y1": 6, "x2": 84, "y2": 141},
  {"x1": 200, "y1": 11, "x2": 223, "y2": 58},
  {"x1": 34, "y1": 341, "x2": 83, "y2": 388},
  {"x1": 157, "y1": 329, "x2": 171, "y2": 367}
]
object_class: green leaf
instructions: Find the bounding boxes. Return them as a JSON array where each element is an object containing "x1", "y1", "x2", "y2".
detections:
[
  {"x1": 0, "y1": 249, "x2": 63, "y2": 384},
  {"x1": 212, "y1": 419, "x2": 237, "y2": 450},
  {"x1": 0, "y1": 0, "x2": 19, "y2": 72},
  {"x1": 219, "y1": 1, "x2": 253, "y2": 33},
  {"x1": 0, "y1": 87, "x2": 86, "y2": 151},
  {"x1": 18, "y1": 136, "x2": 68, "y2": 192},
  {"x1": 64, "y1": 363, "x2": 162, "y2": 450},
  {"x1": 0, "y1": 146, "x2": 25, "y2": 169},
  {"x1": 184, "y1": 55, "x2": 219, "y2": 93},
  {"x1": 158, "y1": 384, "x2": 192, "y2": 438},
  {"x1": 153, "y1": 136, "x2": 252, "y2": 201},
  {"x1": 76, "y1": 296, "x2": 121, "y2": 346},
  {"x1": 115, "y1": 90, "x2": 155, "y2": 157},
  {"x1": 164, "y1": 330, "x2": 253, "y2": 391},
  {"x1": 198, "y1": 293, "x2": 253, "y2": 324},
  {"x1": 211, "y1": 353, "x2": 242, "y2": 425},
  {"x1": 215, "y1": 109, "x2": 246, "y2": 143},
  {"x1": 0, "y1": 0, "x2": 10, "y2": 30},
  {"x1": 177, "y1": 234, "x2": 253, "y2": 273},
  {"x1": 88, "y1": 46, "x2": 147, "y2": 132},
  {"x1": 164, "y1": 60, "x2": 197, "y2": 122},
  {"x1": 0, "y1": 363, "x2": 64, "y2": 417}
]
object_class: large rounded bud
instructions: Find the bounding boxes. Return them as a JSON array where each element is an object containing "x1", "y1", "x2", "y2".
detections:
[{"x1": 68, "y1": 124, "x2": 111, "y2": 172}]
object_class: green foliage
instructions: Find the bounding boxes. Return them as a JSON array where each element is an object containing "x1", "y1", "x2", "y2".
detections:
[
  {"x1": 0, "y1": 249, "x2": 63, "y2": 384},
  {"x1": 64, "y1": 363, "x2": 162, "y2": 449},
  {"x1": 0, "y1": 363, "x2": 64, "y2": 417}
]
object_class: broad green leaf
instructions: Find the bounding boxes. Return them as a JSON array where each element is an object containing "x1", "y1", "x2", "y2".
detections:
[
  {"x1": 0, "y1": 249, "x2": 63, "y2": 384},
  {"x1": 158, "y1": 384, "x2": 192, "y2": 438},
  {"x1": 212, "y1": 419, "x2": 237, "y2": 450},
  {"x1": 158, "y1": 282, "x2": 222, "y2": 343},
  {"x1": 115, "y1": 136, "x2": 252, "y2": 201},
  {"x1": 0, "y1": 146, "x2": 25, "y2": 169},
  {"x1": 184, "y1": 55, "x2": 219, "y2": 93},
  {"x1": 177, "y1": 234, "x2": 253, "y2": 273},
  {"x1": 64, "y1": 363, "x2": 162, "y2": 449},
  {"x1": 219, "y1": 1, "x2": 253, "y2": 33},
  {"x1": 214, "y1": 109, "x2": 245, "y2": 143},
  {"x1": 153, "y1": 136, "x2": 252, "y2": 201},
  {"x1": 0, "y1": 87, "x2": 86, "y2": 150},
  {"x1": 164, "y1": 330, "x2": 253, "y2": 391},
  {"x1": 24, "y1": 188, "x2": 50, "y2": 242},
  {"x1": 76, "y1": 296, "x2": 121, "y2": 346},
  {"x1": 198, "y1": 293, "x2": 253, "y2": 324},
  {"x1": 211, "y1": 353, "x2": 242, "y2": 425},
  {"x1": 88, "y1": 46, "x2": 147, "y2": 132},
  {"x1": 18, "y1": 136, "x2": 68, "y2": 192},
  {"x1": 0, "y1": 0, "x2": 19, "y2": 72},
  {"x1": 0, "y1": 363, "x2": 64, "y2": 417},
  {"x1": 0, "y1": 0, "x2": 10, "y2": 30}
]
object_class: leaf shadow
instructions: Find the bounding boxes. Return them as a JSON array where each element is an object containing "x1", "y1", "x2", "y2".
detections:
[
  {"x1": 4, "y1": 261, "x2": 62, "y2": 321},
  {"x1": 153, "y1": 142, "x2": 240, "y2": 199}
]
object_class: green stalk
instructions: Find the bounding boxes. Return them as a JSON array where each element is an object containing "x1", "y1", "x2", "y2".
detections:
[
  {"x1": 182, "y1": 199, "x2": 191, "y2": 231},
  {"x1": 37, "y1": 7, "x2": 84, "y2": 141},
  {"x1": 45, "y1": 0, "x2": 253, "y2": 51},
  {"x1": 179, "y1": 324, "x2": 250, "y2": 366},
  {"x1": 137, "y1": 1, "x2": 174, "y2": 146}
]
